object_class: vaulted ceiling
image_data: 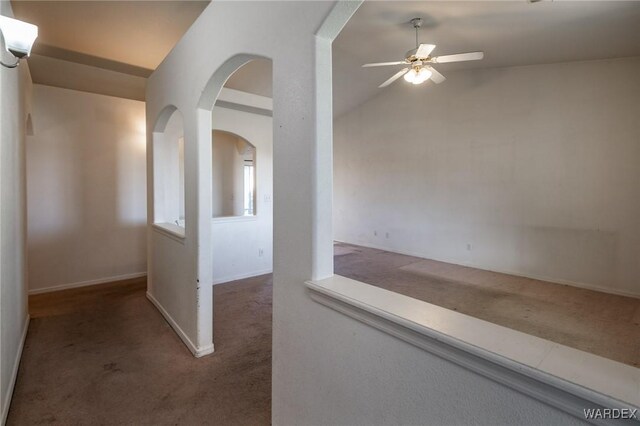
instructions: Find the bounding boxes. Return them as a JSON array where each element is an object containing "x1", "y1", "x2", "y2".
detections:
[
  {"x1": 333, "y1": 1, "x2": 640, "y2": 117},
  {"x1": 12, "y1": 1, "x2": 640, "y2": 113}
]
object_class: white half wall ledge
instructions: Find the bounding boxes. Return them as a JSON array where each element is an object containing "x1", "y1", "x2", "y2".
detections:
[
  {"x1": 211, "y1": 215, "x2": 258, "y2": 224},
  {"x1": 146, "y1": 292, "x2": 214, "y2": 358},
  {"x1": 306, "y1": 276, "x2": 640, "y2": 422},
  {"x1": 152, "y1": 223, "x2": 186, "y2": 243}
]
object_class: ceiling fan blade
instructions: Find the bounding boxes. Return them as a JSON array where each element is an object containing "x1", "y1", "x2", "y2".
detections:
[
  {"x1": 415, "y1": 43, "x2": 436, "y2": 58},
  {"x1": 428, "y1": 66, "x2": 446, "y2": 84},
  {"x1": 432, "y1": 51, "x2": 484, "y2": 64},
  {"x1": 362, "y1": 61, "x2": 406, "y2": 68},
  {"x1": 379, "y1": 68, "x2": 409, "y2": 88}
]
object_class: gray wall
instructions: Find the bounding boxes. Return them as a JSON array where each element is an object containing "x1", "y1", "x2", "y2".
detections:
[
  {"x1": 0, "y1": 2, "x2": 32, "y2": 422},
  {"x1": 334, "y1": 56, "x2": 640, "y2": 297},
  {"x1": 274, "y1": 298, "x2": 587, "y2": 425}
]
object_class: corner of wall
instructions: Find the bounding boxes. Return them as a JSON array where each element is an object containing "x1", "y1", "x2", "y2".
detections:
[{"x1": 0, "y1": 314, "x2": 29, "y2": 426}]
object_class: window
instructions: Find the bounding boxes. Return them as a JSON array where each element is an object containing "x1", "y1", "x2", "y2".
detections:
[{"x1": 243, "y1": 161, "x2": 255, "y2": 215}]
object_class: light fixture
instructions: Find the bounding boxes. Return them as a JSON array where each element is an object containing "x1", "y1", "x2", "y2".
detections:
[
  {"x1": 0, "y1": 15, "x2": 38, "y2": 69},
  {"x1": 403, "y1": 68, "x2": 417, "y2": 83},
  {"x1": 414, "y1": 67, "x2": 432, "y2": 84},
  {"x1": 403, "y1": 66, "x2": 432, "y2": 85}
]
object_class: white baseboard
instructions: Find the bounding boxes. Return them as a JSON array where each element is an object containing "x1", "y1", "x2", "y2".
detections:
[
  {"x1": 28, "y1": 272, "x2": 147, "y2": 295},
  {"x1": 212, "y1": 268, "x2": 272, "y2": 285},
  {"x1": 145, "y1": 292, "x2": 214, "y2": 358},
  {"x1": 335, "y1": 239, "x2": 640, "y2": 300},
  {"x1": 1, "y1": 314, "x2": 29, "y2": 426}
]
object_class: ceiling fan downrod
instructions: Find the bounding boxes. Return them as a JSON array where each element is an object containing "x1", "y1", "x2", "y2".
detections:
[{"x1": 410, "y1": 17, "x2": 422, "y2": 49}]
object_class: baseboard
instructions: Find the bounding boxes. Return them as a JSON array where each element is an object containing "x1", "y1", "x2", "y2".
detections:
[
  {"x1": 212, "y1": 268, "x2": 272, "y2": 285},
  {"x1": 335, "y1": 239, "x2": 640, "y2": 299},
  {"x1": 28, "y1": 272, "x2": 147, "y2": 295},
  {"x1": 1, "y1": 314, "x2": 29, "y2": 426},
  {"x1": 145, "y1": 292, "x2": 214, "y2": 358}
]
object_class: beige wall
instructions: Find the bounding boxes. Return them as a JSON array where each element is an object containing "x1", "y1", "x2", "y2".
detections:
[
  {"x1": 212, "y1": 130, "x2": 256, "y2": 217},
  {"x1": 334, "y1": 56, "x2": 640, "y2": 297},
  {"x1": 27, "y1": 85, "x2": 147, "y2": 293},
  {"x1": 212, "y1": 131, "x2": 240, "y2": 217}
]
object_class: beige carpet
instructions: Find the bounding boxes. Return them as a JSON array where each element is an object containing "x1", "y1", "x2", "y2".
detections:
[{"x1": 8, "y1": 275, "x2": 272, "y2": 425}]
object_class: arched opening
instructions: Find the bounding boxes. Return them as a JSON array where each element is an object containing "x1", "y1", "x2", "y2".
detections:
[
  {"x1": 203, "y1": 57, "x2": 274, "y2": 289},
  {"x1": 152, "y1": 106, "x2": 186, "y2": 233}
]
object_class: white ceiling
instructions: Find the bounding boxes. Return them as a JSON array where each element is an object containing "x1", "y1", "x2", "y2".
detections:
[{"x1": 333, "y1": 1, "x2": 640, "y2": 117}]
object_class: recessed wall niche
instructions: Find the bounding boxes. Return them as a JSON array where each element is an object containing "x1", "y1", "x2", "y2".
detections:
[{"x1": 152, "y1": 107, "x2": 185, "y2": 229}]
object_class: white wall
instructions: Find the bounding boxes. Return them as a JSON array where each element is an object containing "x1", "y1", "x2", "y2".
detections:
[
  {"x1": 334, "y1": 56, "x2": 640, "y2": 298},
  {"x1": 211, "y1": 106, "x2": 272, "y2": 284},
  {"x1": 0, "y1": 2, "x2": 32, "y2": 423},
  {"x1": 26, "y1": 85, "x2": 147, "y2": 293},
  {"x1": 147, "y1": 1, "x2": 592, "y2": 423}
]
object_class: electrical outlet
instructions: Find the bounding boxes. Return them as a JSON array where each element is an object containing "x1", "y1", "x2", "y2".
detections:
[
  {"x1": 259, "y1": 248, "x2": 264, "y2": 257},
  {"x1": 264, "y1": 194, "x2": 271, "y2": 203}
]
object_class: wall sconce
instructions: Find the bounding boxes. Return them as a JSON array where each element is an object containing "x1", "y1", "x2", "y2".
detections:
[{"x1": 0, "y1": 15, "x2": 38, "y2": 69}]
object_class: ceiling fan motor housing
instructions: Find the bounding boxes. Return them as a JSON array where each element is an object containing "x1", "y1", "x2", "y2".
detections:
[
  {"x1": 406, "y1": 48, "x2": 417, "y2": 59},
  {"x1": 406, "y1": 49, "x2": 426, "y2": 61}
]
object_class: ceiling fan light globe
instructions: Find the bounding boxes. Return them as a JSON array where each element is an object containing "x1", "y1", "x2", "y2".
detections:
[
  {"x1": 417, "y1": 68, "x2": 432, "y2": 81},
  {"x1": 403, "y1": 69, "x2": 417, "y2": 83},
  {"x1": 410, "y1": 69, "x2": 432, "y2": 85}
]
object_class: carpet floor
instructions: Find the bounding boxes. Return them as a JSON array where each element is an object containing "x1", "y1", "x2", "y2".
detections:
[
  {"x1": 8, "y1": 275, "x2": 272, "y2": 425},
  {"x1": 8, "y1": 243, "x2": 639, "y2": 424}
]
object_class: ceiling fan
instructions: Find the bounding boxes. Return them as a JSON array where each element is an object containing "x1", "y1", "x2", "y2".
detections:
[{"x1": 363, "y1": 18, "x2": 484, "y2": 88}]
